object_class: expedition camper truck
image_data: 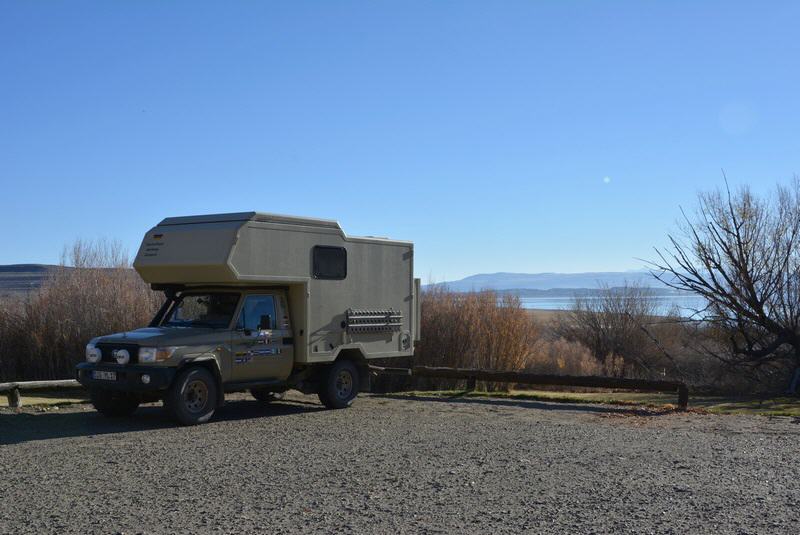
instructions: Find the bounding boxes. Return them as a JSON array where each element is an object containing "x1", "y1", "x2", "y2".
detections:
[{"x1": 76, "y1": 212, "x2": 420, "y2": 425}]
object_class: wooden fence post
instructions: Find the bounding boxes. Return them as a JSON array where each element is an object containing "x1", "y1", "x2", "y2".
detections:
[
  {"x1": 8, "y1": 387, "x2": 22, "y2": 408},
  {"x1": 466, "y1": 376, "x2": 477, "y2": 391},
  {"x1": 677, "y1": 384, "x2": 688, "y2": 411}
]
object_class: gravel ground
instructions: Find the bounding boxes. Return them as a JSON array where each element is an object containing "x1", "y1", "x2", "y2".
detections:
[{"x1": 1, "y1": 393, "x2": 798, "y2": 534}]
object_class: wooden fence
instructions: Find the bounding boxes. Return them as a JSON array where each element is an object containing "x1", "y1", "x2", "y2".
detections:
[
  {"x1": 370, "y1": 365, "x2": 689, "y2": 410},
  {"x1": 0, "y1": 380, "x2": 83, "y2": 408},
  {"x1": 2, "y1": 367, "x2": 690, "y2": 410}
]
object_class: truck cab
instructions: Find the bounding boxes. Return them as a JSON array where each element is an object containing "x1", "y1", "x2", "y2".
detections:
[{"x1": 77, "y1": 212, "x2": 419, "y2": 425}]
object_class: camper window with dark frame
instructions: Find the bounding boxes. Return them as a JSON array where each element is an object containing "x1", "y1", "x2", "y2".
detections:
[{"x1": 312, "y1": 246, "x2": 347, "y2": 280}]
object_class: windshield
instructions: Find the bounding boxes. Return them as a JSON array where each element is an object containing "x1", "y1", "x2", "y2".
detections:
[{"x1": 162, "y1": 292, "x2": 240, "y2": 329}]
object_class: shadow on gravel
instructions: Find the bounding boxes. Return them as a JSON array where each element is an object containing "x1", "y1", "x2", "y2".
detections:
[
  {"x1": 376, "y1": 393, "x2": 677, "y2": 416},
  {"x1": 0, "y1": 400, "x2": 324, "y2": 445}
]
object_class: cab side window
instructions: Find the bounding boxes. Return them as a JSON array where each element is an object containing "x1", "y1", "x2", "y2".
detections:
[{"x1": 236, "y1": 295, "x2": 276, "y2": 331}]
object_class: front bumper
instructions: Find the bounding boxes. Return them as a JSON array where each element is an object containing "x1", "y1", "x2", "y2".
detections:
[{"x1": 76, "y1": 362, "x2": 176, "y2": 392}]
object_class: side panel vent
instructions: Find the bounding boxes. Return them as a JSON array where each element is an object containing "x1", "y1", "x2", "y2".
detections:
[{"x1": 346, "y1": 308, "x2": 403, "y2": 333}]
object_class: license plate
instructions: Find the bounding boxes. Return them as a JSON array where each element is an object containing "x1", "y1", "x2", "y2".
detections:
[{"x1": 92, "y1": 370, "x2": 117, "y2": 381}]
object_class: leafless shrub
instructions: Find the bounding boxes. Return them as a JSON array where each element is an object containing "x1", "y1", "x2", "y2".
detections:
[
  {"x1": 553, "y1": 283, "x2": 664, "y2": 377},
  {"x1": 0, "y1": 240, "x2": 161, "y2": 381}
]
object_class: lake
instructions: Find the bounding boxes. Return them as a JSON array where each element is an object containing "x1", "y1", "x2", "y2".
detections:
[{"x1": 520, "y1": 295, "x2": 707, "y2": 316}]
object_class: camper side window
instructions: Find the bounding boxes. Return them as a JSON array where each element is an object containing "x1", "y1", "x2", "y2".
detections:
[{"x1": 312, "y1": 246, "x2": 347, "y2": 280}]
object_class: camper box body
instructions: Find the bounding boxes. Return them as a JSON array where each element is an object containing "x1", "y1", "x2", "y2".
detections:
[{"x1": 133, "y1": 212, "x2": 420, "y2": 364}]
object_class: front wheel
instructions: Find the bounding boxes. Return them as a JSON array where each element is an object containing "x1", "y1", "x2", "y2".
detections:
[
  {"x1": 90, "y1": 389, "x2": 139, "y2": 417},
  {"x1": 165, "y1": 367, "x2": 218, "y2": 425},
  {"x1": 318, "y1": 360, "x2": 360, "y2": 409}
]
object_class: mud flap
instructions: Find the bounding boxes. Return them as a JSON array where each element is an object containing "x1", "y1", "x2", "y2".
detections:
[{"x1": 359, "y1": 363, "x2": 371, "y2": 393}]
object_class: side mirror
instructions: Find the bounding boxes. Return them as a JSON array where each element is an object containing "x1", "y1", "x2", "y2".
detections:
[{"x1": 258, "y1": 314, "x2": 272, "y2": 330}]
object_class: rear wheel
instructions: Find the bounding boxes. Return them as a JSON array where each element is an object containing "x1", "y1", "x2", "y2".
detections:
[
  {"x1": 165, "y1": 367, "x2": 218, "y2": 425},
  {"x1": 318, "y1": 360, "x2": 360, "y2": 409},
  {"x1": 90, "y1": 389, "x2": 139, "y2": 417},
  {"x1": 251, "y1": 389, "x2": 285, "y2": 403}
]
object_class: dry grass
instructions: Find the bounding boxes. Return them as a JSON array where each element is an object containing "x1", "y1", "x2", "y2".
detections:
[
  {"x1": 411, "y1": 288, "x2": 537, "y2": 390},
  {"x1": 525, "y1": 308, "x2": 565, "y2": 324},
  {"x1": 411, "y1": 288, "x2": 607, "y2": 391},
  {"x1": 0, "y1": 240, "x2": 161, "y2": 382},
  {"x1": 393, "y1": 389, "x2": 800, "y2": 417},
  {"x1": 417, "y1": 287, "x2": 536, "y2": 370},
  {"x1": 527, "y1": 338, "x2": 602, "y2": 376}
]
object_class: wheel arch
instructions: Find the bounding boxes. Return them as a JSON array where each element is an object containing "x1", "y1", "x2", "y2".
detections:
[
  {"x1": 177, "y1": 356, "x2": 224, "y2": 407},
  {"x1": 332, "y1": 347, "x2": 369, "y2": 392}
]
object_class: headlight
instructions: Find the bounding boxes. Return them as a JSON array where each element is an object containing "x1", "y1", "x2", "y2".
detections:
[
  {"x1": 139, "y1": 346, "x2": 180, "y2": 363},
  {"x1": 139, "y1": 347, "x2": 156, "y2": 362},
  {"x1": 86, "y1": 343, "x2": 101, "y2": 363},
  {"x1": 113, "y1": 349, "x2": 130, "y2": 365}
]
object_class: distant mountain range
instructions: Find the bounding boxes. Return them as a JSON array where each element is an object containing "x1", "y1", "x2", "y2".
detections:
[
  {"x1": 1, "y1": 265, "x2": 680, "y2": 298},
  {"x1": 427, "y1": 271, "x2": 679, "y2": 294}
]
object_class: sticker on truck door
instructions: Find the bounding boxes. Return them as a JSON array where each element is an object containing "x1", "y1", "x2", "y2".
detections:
[
  {"x1": 234, "y1": 348, "x2": 280, "y2": 364},
  {"x1": 234, "y1": 353, "x2": 252, "y2": 364},
  {"x1": 247, "y1": 348, "x2": 281, "y2": 356}
]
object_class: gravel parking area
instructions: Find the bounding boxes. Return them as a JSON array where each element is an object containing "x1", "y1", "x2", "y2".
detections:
[{"x1": 1, "y1": 393, "x2": 798, "y2": 534}]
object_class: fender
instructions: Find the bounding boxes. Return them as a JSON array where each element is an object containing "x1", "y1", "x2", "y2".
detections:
[
  {"x1": 330, "y1": 346, "x2": 370, "y2": 391},
  {"x1": 177, "y1": 354, "x2": 225, "y2": 407}
]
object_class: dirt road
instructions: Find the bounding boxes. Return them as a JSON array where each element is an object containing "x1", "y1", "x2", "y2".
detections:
[{"x1": 1, "y1": 393, "x2": 798, "y2": 534}]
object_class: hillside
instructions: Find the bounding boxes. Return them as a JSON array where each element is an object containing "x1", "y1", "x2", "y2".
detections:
[{"x1": 0, "y1": 264, "x2": 59, "y2": 296}]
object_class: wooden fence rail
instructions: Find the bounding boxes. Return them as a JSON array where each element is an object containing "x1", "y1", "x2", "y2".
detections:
[
  {"x1": 0, "y1": 380, "x2": 83, "y2": 408},
  {"x1": 370, "y1": 365, "x2": 689, "y2": 410},
  {"x1": 3, "y1": 368, "x2": 690, "y2": 410}
]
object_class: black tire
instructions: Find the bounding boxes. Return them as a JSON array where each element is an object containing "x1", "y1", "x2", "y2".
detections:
[
  {"x1": 318, "y1": 360, "x2": 360, "y2": 409},
  {"x1": 251, "y1": 389, "x2": 285, "y2": 403},
  {"x1": 90, "y1": 388, "x2": 139, "y2": 417},
  {"x1": 164, "y1": 367, "x2": 218, "y2": 426}
]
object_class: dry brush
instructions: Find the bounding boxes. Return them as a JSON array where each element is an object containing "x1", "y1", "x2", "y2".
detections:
[{"x1": 0, "y1": 240, "x2": 161, "y2": 382}]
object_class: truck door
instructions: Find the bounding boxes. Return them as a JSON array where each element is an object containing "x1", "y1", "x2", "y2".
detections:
[{"x1": 231, "y1": 293, "x2": 294, "y2": 382}]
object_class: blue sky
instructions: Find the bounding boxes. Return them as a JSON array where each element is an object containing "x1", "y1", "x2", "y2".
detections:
[{"x1": 1, "y1": 1, "x2": 798, "y2": 281}]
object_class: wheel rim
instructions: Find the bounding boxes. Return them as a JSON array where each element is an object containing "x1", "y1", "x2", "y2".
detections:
[
  {"x1": 335, "y1": 369, "x2": 353, "y2": 399},
  {"x1": 184, "y1": 379, "x2": 209, "y2": 413}
]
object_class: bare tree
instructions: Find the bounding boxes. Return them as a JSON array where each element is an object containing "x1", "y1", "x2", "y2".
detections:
[
  {"x1": 652, "y1": 179, "x2": 800, "y2": 386},
  {"x1": 554, "y1": 283, "x2": 660, "y2": 377}
]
